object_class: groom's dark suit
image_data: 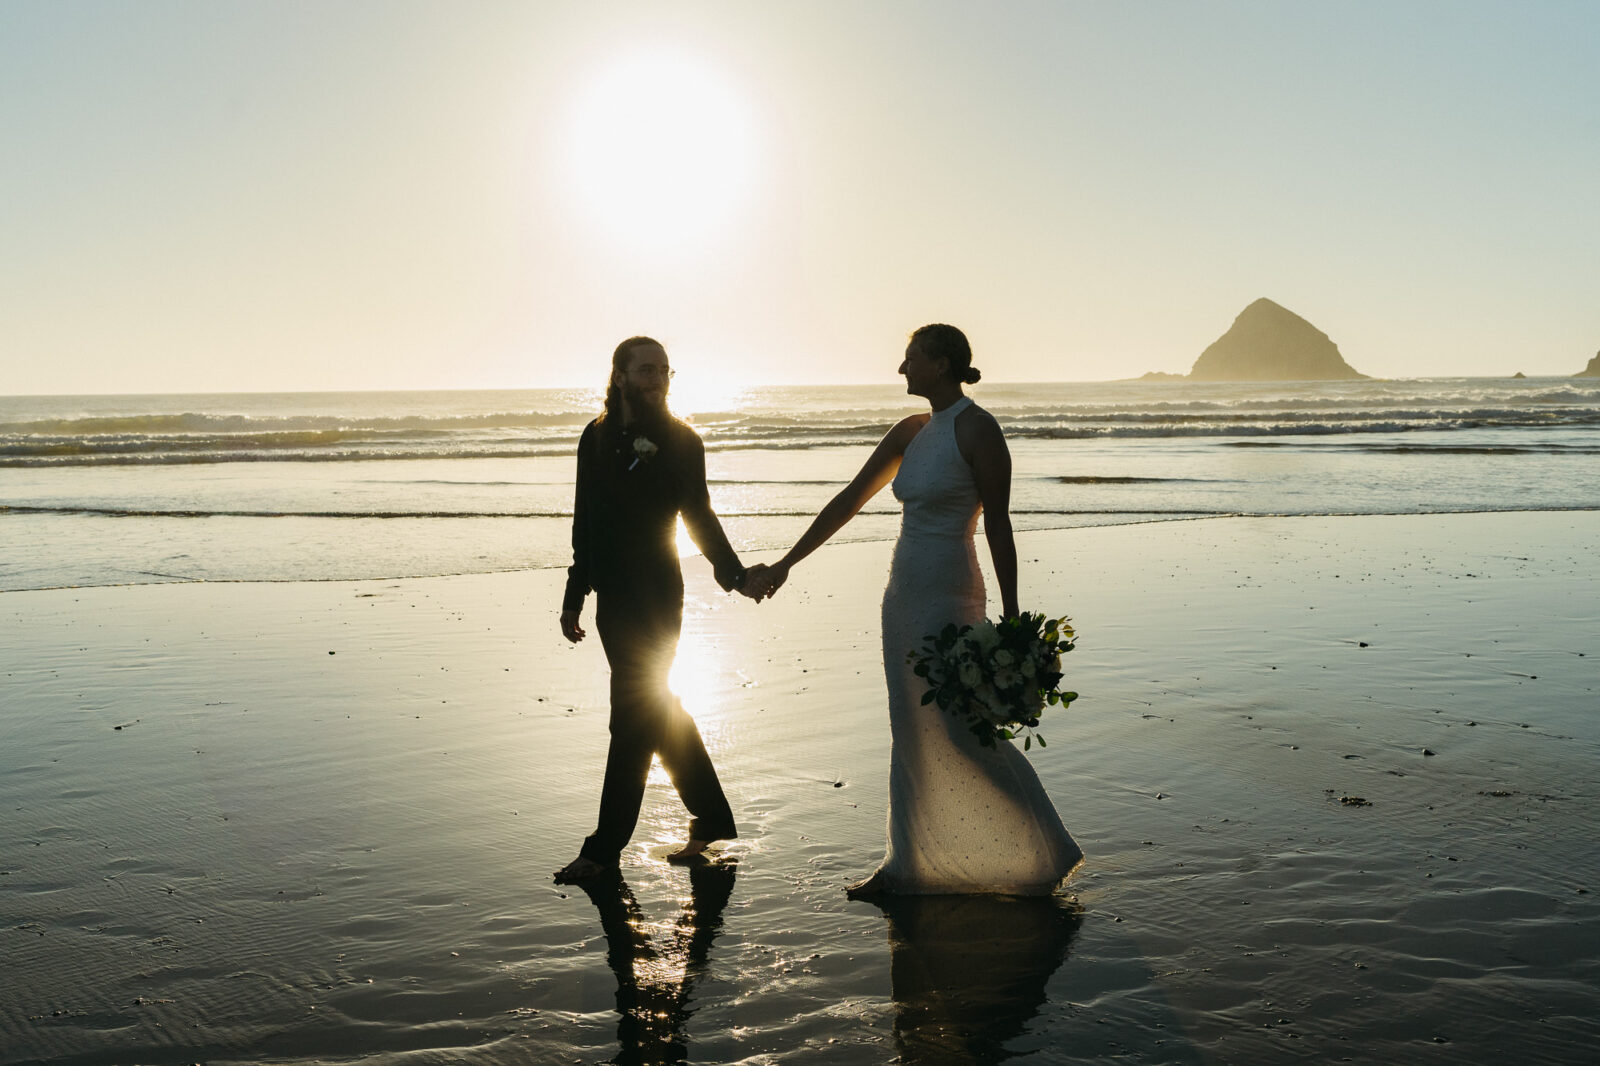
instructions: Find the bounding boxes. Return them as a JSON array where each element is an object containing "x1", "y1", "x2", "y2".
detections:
[{"x1": 564, "y1": 412, "x2": 743, "y2": 864}]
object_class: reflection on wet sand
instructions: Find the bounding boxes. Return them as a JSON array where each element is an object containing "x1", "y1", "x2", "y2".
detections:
[
  {"x1": 574, "y1": 860, "x2": 738, "y2": 1065},
  {"x1": 873, "y1": 893, "x2": 1083, "y2": 1065}
]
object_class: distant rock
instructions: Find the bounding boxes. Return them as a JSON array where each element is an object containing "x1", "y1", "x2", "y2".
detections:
[
  {"x1": 1137, "y1": 370, "x2": 1186, "y2": 381},
  {"x1": 1512, "y1": 371, "x2": 1526, "y2": 379},
  {"x1": 1188, "y1": 298, "x2": 1367, "y2": 381},
  {"x1": 1577, "y1": 352, "x2": 1600, "y2": 378}
]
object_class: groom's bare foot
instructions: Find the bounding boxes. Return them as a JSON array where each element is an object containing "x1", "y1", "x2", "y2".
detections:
[
  {"x1": 554, "y1": 856, "x2": 614, "y2": 883},
  {"x1": 666, "y1": 839, "x2": 713, "y2": 864}
]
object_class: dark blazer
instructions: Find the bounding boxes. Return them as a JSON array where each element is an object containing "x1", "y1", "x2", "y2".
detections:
[{"x1": 563, "y1": 414, "x2": 744, "y2": 612}]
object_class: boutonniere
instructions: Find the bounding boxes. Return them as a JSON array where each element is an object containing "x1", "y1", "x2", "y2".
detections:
[{"x1": 629, "y1": 436, "x2": 659, "y2": 471}]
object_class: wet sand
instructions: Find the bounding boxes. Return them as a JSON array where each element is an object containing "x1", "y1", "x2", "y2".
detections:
[{"x1": 2, "y1": 512, "x2": 1597, "y2": 1064}]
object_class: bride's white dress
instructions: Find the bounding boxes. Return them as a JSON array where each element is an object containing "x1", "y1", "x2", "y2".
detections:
[{"x1": 870, "y1": 395, "x2": 1082, "y2": 895}]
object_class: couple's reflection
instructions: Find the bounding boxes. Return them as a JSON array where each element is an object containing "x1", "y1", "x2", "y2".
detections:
[
  {"x1": 575, "y1": 859, "x2": 737, "y2": 1065},
  {"x1": 576, "y1": 862, "x2": 1077, "y2": 1065},
  {"x1": 873, "y1": 893, "x2": 1083, "y2": 1065}
]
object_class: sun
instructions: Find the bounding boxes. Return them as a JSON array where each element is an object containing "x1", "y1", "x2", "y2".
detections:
[
  {"x1": 667, "y1": 374, "x2": 751, "y2": 420},
  {"x1": 565, "y1": 47, "x2": 760, "y2": 250}
]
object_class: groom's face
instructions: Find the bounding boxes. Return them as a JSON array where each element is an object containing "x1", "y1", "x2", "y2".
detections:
[{"x1": 616, "y1": 343, "x2": 671, "y2": 414}]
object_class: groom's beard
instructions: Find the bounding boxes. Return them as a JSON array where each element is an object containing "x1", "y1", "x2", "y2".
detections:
[{"x1": 621, "y1": 381, "x2": 669, "y2": 430}]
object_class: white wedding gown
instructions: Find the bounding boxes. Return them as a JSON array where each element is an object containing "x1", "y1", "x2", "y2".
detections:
[{"x1": 870, "y1": 395, "x2": 1082, "y2": 895}]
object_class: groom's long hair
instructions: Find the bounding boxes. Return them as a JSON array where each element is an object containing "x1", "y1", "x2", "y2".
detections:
[{"x1": 598, "y1": 335, "x2": 661, "y2": 429}]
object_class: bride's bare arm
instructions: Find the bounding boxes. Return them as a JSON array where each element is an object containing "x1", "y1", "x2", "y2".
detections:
[
  {"x1": 755, "y1": 415, "x2": 926, "y2": 594},
  {"x1": 962, "y1": 408, "x2": 1020, "y2": 617}
]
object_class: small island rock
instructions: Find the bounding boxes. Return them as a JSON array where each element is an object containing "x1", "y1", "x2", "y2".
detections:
[
  {"x1": 1577, "y1": 352, "x2": 1600, "y2": 378},
  {"x1": 1189, "y1": 298, "x2": 1367, "y2": 381}
]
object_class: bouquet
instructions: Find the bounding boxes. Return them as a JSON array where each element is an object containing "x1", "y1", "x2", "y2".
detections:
[{"x1": 908, "y1": 612, "x2": 1077, "y2": 750}]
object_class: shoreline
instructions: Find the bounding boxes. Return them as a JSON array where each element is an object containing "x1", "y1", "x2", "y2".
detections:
[
  {"x1": 5, "y1": 505, "x2": 1600, "y2": 597},
  {"x1": 3, "y1": 511, "x2": 1597, "y2": 1064}
]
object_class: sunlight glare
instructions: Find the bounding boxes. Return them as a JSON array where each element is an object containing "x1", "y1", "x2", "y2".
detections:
[
  {"x1": 669, "y1": 377, "x2": 752, "y2": 420},
  {"x1": 566, "y1": 47, "x2": 760, "y2": 250},
  {"x1": 667, "y1": 617, "x2": 726, "y2": 730}
]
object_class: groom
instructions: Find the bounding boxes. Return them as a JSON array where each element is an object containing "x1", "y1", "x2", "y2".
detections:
[{"x1": 555, "y1": 336, "x2": 763, "y2": 883}]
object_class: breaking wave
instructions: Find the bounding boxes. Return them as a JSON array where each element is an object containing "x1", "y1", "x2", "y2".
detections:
[{"x1": 5, "y1": 394, "x2": 1600, "y2": 466}]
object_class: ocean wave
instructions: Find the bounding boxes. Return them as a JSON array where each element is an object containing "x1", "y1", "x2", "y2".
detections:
[
  {"x1": 0, "y1": 409, "x2": 595, "y2": 436},
  {"x1": 1054, "y1": 475, "x2": 1220, "y2": 483},
  {"x1": 1224, "y1": 441, "x2": 1600, "y2": 454},
  {"x1": 3, "y1": 393, "x2": 1598, "y2": 466},
  {"x1": 1073, "y1": 389, "x2": 1600, "y2": 413},
  {"x1": 0, "y1": 503, "x2": 1235, "y2": 520},
  {"x1": 0, "y1": 504, "x2": 578, "y2": 519},
  {"x1": 0, "y1": 445, "x2": 587, "y2": 467},
  {"x1": 1011, "y1": 405, "x2": 1600, "y2": 424}
]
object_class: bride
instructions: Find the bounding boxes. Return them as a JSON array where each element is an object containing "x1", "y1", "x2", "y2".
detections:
[{"x1": 748, "y1": 325, "x2": 1082, "y2": 895}]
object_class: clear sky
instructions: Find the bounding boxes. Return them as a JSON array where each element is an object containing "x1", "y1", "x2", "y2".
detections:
[{"x1": 3, "y1": 0, "x2": 1596, "y2": 394}]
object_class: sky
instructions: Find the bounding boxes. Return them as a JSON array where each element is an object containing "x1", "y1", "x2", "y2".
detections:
[{"x1": 3, "y1": 0, "x2": 1596, "y2": 394}]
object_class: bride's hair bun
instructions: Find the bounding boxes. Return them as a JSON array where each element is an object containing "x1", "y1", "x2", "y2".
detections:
[{"x1": 909, "y1": 323, "x2": 981, "y2": 387}]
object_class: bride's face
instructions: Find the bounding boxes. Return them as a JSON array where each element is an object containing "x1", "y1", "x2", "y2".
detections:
[{"x1": 898, "y1": 343, "x2": 947, "y2": 397}]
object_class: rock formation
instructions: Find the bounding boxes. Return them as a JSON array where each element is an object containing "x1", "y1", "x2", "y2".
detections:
[
  {"x1": 1188, "y1": 298, "x2": 1366, "y2": 381},
  {"x1": 1577, "y1": 352, "x2": 1600, "y2": 378}
]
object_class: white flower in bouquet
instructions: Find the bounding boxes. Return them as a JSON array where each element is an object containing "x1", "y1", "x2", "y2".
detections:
[
  {"x1": 908, "y1": 611, "x2": 1079, "y2": 751},
  {"x1": 971, "y1": 622, "x2": 1001, "y2": 653},
  {"x1": 974, "y1": 684, "x2": 1011, "y2": 725}
]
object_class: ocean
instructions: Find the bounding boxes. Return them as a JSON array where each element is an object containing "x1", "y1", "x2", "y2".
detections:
[{"x1": 3, "y1": 377, "x2": 1599, "y2": 593}]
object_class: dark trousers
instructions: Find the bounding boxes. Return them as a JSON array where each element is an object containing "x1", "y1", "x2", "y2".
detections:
[{"x1": 579, "y1": 592, "x2": 737, "y2": 864}]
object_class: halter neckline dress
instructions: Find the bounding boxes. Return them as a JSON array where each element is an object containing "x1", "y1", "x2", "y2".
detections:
[{"x1": 870, "y1": 395, "x2": 1082, "y2": 894}]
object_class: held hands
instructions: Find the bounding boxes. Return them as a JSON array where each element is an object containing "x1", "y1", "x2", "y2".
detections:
[
  {"x1": 737, "y1": 564, "x2": 770, "y2": 601},
  {"x1": 741, "y1": 561, "x2": 789, "y2": 602},
  {"x1": 564, "y1": 562, "x2": 783, "y2": 639}
]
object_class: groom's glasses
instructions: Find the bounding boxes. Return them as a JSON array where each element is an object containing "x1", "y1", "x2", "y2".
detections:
[{"x1": 632, "y1": 365, "x2": 675, "y2": 381}]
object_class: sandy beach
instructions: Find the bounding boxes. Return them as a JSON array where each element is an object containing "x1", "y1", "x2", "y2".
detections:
[{"x1": 3, "y1": 511, "x2": 1597, "y2": 1064}]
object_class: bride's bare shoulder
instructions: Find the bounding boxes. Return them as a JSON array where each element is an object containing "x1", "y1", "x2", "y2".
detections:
[
  {"x1": 886, "y1": 412, "x2": 932, "y2": 444},
  {"x1": 956, "y1": 400, "x2": 1002, "y2": 432},
  {"x1": 954, "y1": 403, "x2": 1006, "y2": 464}
]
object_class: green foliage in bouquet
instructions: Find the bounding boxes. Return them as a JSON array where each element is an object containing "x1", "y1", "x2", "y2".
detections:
[{"x1": 908, "y1": 612, "x2": 1078, "y2": 750}]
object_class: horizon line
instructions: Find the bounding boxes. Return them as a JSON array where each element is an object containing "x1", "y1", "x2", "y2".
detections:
[{"x1": 5, "y1": 371, "x2": 1600, "y2": 401}]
